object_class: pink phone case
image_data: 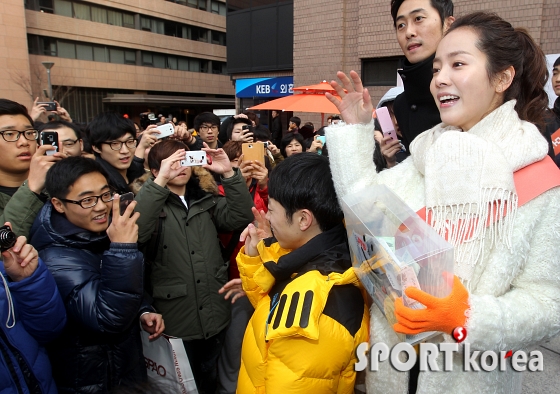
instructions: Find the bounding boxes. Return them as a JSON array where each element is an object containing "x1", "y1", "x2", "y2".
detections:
[{"x1": 377, "y1": 107, "x2": 397, "y2": 141}]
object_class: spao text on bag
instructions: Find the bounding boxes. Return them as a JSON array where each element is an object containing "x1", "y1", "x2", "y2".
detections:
[{"x1": 145, "y1": 356, "x2": 167, "y2": 377}]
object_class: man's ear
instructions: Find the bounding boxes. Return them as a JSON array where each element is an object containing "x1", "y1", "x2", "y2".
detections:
[
  {"x1": 443, "y1": 16, "x2": 455, "y2": 33},
  {"x1": 151, "y1": 168, "x2": 159, "y2": 178},
  {"x1": 495, "y1": 66, "x2": 515, "y2": 93},
  {"x1": 92, "y1": 145, "x2": 101, "y2": 154},
  {"x1": 298, "y1": 209, "x2": 315, "y2": 232},
  {"x1": 51, "y1": 198, "x2": 66, "y2": 214}
]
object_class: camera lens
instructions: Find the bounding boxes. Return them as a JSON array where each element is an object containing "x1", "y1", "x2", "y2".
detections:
[{"x1": 0, "y1": 225, "x2": 16, "y2": 252}]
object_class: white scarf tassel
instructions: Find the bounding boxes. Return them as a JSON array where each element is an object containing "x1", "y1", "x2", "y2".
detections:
[{"x1": 427, "y1": 187, "x2": 517, "y2": 273}]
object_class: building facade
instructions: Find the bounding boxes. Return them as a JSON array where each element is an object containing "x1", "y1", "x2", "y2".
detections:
[
  {"x1": 1, "y1": 0, "x2": 234, "y2": 124},
  {"x1": 292, "y1": 0, "x2": 560, "y2": 126}
]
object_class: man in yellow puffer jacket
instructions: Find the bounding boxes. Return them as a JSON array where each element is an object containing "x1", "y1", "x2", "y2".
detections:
[{"x1": 236, "y1": 153, "x2": 369, "y2": 394}]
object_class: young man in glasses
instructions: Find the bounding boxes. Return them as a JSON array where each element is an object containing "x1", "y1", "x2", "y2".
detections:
[
  {"x1": 29, "y1": 156, "x2": 164, "y2": 393},
  {"x1": 0, "y1": 99, "x2": 65, "y2": 237},
  {"x1": 191, "y1": 112, "x2": 224, "y2": 150},
  {"x1": 86, "y1": 112, "x2": 149, "y2": 193},
  {"x1": 38, "y1": 121, "x2": 83, "y2": 157}
]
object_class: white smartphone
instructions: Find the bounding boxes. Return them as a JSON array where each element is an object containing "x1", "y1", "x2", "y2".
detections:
[
  {"x1": 180, "y1": 151, "x2": 207, "y2": 167},
  {"x1": 376, "y1": 107, "x2": 397, "y2": 141},
  {"x1": 156, "y1": 123, "x2": 175, "y2": 139}
]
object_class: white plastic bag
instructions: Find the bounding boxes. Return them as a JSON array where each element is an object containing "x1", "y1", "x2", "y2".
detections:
[{"x1": 141, "y1": 331, "x2": 198, "y2": 394}]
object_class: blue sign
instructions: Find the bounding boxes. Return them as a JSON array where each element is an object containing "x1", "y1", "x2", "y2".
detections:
[{"x1": 236, "y1": 77, "x2": 294, "y2": 98}]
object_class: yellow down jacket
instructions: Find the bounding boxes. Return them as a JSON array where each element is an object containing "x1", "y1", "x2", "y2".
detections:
[{"x1": 236, "y1": 224, "x2": 369, "y2": 394}]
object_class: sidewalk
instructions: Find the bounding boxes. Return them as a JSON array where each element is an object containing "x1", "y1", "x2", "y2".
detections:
[{"x1": 522, "y1": 335, "x2": 560, "y2": 393}]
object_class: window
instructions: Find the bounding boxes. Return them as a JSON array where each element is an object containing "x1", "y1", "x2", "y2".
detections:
[
  {"x1": 94, "y1": 46, "x2": 108, "y2": 62},
  {"x1": 58, "y1": 41, "x2": 76, "y2": 58},
  {"x1": 73, "y1": 2, "x2": 90, "y2": 20},
  {"x1": 211, "y1": 1, "x2": 226, "y2": 15},
  {"x1": 167, "y1": 56, "x2": 178, "y2": 70},
  {"x1": 54, "y1": 0, "x2": 72, "y2": 16},
  {"x1": 153, "y1": 54, "x2": 166, "y2": 69},
  {"x1": 187, "y1": 0, "x2": 206, "y2": 10},
  {"x1": 190, "y1": 59, "x2": 200, "y2": 72},
  {"x1": 361, "y1": 57, "x2": 404, "y2": 86},
  {"x1": 107, "y1": 10, "x2": 123, "y2": 26},
  {"x1": 141, "y1": 17, "x2": 164, "y2": 34},
  {"x1": 125, "y1": 51, "x2": 136, "y2": 65},
  {"x1": 200, "y1": 60, "x2": 209, "y2": 73},
  {"x1": 39, "y1": 0, "x2": 54, "y2": 13},
  {"x1": 178, "y1": 58, "x2": 189, "y2": 71},
  {"x1": 76, "y1": 44, "x2": 93, "y2": 61},
  {"x1": 109, "y1": 48, "x2": 125, "y2": 64},
  {"x1": 211, "y1": 31, "x2": 226, "y2": 45},
  {"x1": 123, "y1": 13, "x2": 135, "y2": 28},
  {"x1": 91, "y1": 6, "x2": 107, "y2": 23}
]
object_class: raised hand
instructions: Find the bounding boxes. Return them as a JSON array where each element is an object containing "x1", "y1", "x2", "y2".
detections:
[
  {"x1": 106, "y1": 194, "x2": 140, "y2": 244},
  {"x1": 29, "y1": 97, "x2": 47, "y2": 121},
  {"x1": 28, "y1": 145, "x2": 67, "y2": 194},
  {"x1": 240, "y1": 207, "x2": 272, "y2": 243},
  {"x1": 202, "y1": 143, "x2": 234, "y2": 178},
  {"x1": 1, "y1": 224, "x2": 39, "y2": 282},
  {"x1": 154, "y1": 149, "x2": 187, "y2": 187},
  {"x1": 326, "y1": 70, "x2": 374, "y2": 125},
  {"x1": 218, "y1": 279, "x2": 246, "y2": 303}
]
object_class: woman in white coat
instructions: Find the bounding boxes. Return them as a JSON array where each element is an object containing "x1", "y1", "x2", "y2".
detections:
[{"x1": 325, "y1": 11, "x2": 560, "y2": 394}]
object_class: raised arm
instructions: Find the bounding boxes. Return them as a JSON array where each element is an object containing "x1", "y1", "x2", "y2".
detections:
[{"x1": 325, "y1": 71, "x2": 379, "y2": 202}]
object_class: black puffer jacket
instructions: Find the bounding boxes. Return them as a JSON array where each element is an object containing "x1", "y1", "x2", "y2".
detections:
[
  {"x1": 29, "y1": 202, "x2": 150, "y2": 393},
  {"x1": 393, "y1": 54, "x2": 442, "y2": 152}
]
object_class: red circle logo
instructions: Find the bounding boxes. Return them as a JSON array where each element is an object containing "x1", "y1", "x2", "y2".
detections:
[{"x1": 452, "y1": 326, "x2": 467, "y2": 343}]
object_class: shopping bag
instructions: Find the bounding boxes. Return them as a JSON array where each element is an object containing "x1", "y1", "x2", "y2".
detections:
[{"x1": 141, "y1": 331, "x2": 198, "y2": 394}]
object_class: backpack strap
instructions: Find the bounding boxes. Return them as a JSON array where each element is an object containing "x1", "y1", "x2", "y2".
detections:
[{"x1": 417, "y1": 156, "x2": 560, "y2": 222}]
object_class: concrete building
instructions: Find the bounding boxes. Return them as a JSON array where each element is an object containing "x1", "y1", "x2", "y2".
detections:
[{"x1": 1, "y1": 0, "x2": 234, "y2": 124}]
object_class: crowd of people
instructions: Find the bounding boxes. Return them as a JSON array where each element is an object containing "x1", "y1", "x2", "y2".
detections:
[{"x1": 1, "y1": 1, "x2": 560, "y2": 394}]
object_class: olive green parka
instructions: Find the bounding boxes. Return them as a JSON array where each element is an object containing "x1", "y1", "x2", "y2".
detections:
[{"x1": 133, "y1": 167, "x2": 254, "y2": 340}]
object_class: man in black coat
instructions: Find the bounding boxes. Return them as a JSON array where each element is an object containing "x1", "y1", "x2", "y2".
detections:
[
  {"x1": 270, "y1": 110, "x2": 283, "y2": 146},
  {"x1": 30, "y1": 157, "x2": 164, "y2": 393},
  {"x1": 390, "y1": 0, "x2": 455, "y2": 152}
]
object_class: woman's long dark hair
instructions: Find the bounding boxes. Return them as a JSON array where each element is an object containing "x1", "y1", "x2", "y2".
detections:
[{"x1": 447, "y1": 12, "x2": 549, "y2": 129}]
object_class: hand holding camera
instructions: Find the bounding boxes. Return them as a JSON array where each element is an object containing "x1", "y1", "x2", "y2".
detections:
[
  {"x1": 307, "y1": 135, "x2": 324, "y2": 154},
  {"x1": 202, "y1": 143, "x2": 234, "y2": 178},
  {"x1": 28, "y1": 144, "x2": 67, "y2": 194},
  {"x1": 106, "y1": 195, "x2": 140, "y2": 244},
  {"x1": 154, "y1": 149, "x2": 188, "y2": 188},
  {"x1": 1, "y1": 222, "x2": 39, "y2": 282}
]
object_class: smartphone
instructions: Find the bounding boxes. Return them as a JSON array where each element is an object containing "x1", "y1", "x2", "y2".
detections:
[
  {"x1": 242, "y1": 142, "x2": 265, "y2": 162},
  {"x1": 316, "y1": 135, "x2": 326, "y2": 156},
  {"x1": 38, "y1": 101, "x2": 57, "y2": 111},
  {"x1": 40, "y1": 131, "x2": 59, "y2": 156},
  {"x1": 119, "y1": 192, "x2": 135, "y2": 216},
  {"x1": 180, "y1": 151, "x2": 207, "y2": 167},
  {"x1": 156, "y1": 123, "x2": 175, "y2": 139},
  {"x1": 376, "y1": 107, "x2": 397, "y2": 141}
]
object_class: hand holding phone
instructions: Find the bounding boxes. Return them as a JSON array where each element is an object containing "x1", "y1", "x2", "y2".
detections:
[
  {"x1": 156, "y1": 123, "x2": 175, "y2": 139},
  {"x1": 242, "y1": 142, "x2": 265, "y2": 162},
  {"x1": 180, "y1": 151, "x2": 207, "y2": 167},
  {"x1": 37, "y1": 102, "x2": 57, "y2": 112},
  {"x1": 119, "y1": 192, "x2": 135, "y2": 216},
  {"x1": 376, "y1": 107, "x2": 397, "y2": 141},
  {"x1": 40, "y1": 131, "x2": 59, "y2": 156}
]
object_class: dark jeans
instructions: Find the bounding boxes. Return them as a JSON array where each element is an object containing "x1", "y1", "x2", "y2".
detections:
[
  {"x1": 217, "y1": 296, "x2": 254, "y2": 394},
  {"x1": 183, "y1": 328, "x2": 227, "y2": 394}
]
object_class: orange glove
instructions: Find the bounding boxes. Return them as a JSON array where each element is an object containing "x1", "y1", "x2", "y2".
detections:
[{"x1": 393, "y1": 275, "x2": 469, "y2": 335}]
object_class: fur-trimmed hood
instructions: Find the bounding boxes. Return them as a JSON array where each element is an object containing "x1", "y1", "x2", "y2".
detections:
[{"x1": 130, "y1": 167, "x2": 219, "y2": 197}]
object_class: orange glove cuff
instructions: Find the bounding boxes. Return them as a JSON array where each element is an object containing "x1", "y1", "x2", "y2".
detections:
[{"x1": 393, "y1": 275, "x2": 469, "y2": 335}]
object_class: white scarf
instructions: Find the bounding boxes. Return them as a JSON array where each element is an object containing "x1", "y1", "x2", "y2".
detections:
[{"x1": 410, "y1": 100, "x2": 548, "y2": 281}]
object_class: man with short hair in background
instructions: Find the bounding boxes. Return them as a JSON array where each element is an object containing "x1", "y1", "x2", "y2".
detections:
[
  {"x1": 390, "y1": 0, "x2": 454, "y2": 151},
  {"x1": 192, "y1": 112, "x2": 224, "y2": 150},
  {"x1": 38, "y1": 120, "x2": 83, "y2": 157}
]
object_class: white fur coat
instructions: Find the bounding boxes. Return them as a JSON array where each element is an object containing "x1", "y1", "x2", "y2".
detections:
[{"x1": 325, "y1": 106, "x2": 560, "y2": 394}]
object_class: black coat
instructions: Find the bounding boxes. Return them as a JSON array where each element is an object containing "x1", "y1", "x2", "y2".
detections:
[
  {"x1": 393, "y1": 54, "x2": 441, "y2": 152},
  {"x1": 29, "y1": 202, "x2": 151, "y2": 393},
  {"x1": 546, "y1": 97, "x2": 560, "y2": 167}
]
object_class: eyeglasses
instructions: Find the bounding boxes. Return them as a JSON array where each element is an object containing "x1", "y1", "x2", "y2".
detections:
[
  {"x1": 59, "y1": 191, "x2": 114, "y2": 209},
  {"x1": 102, "y1": 139, "x2": 137, "y2": 151},
  {"x1": 0, "y1": 129, "x2": 38, "y2": 142},
  {"x1": 62, "y1": 138, "x2": 79, "y2": 148},
  {"x1": 199, "y1": 124, "x2": 219, "y2": 132}
]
